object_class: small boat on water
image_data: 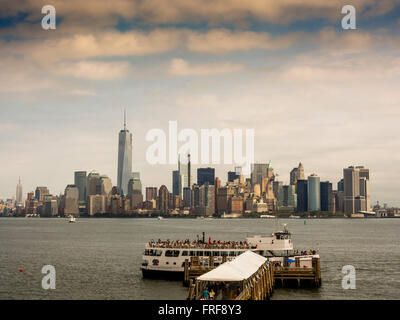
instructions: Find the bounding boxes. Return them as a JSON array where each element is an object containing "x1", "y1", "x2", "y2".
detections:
[
  {"x1": 289, "y1": 215, "x2": 300, "y2": 219},
  {"x1": 157, "y1": 216, "x2": 164, "y2": 220},
  {"x1": 69, "y1": 215, "x2": 76, "y2": 223}
]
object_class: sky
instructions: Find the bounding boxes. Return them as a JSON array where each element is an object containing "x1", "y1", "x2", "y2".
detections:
[{"x1": 0, "y1": 0, "x2": 399, "y2": 206}]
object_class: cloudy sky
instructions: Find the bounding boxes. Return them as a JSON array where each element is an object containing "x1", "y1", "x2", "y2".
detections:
[{"x1": 0, "y1": 0, "x2": 399, "y2": 205}]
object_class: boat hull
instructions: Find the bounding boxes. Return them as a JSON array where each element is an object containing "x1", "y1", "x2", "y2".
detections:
[{"x1": 141, "y1": 268, "x2": 183, "y2": 280}]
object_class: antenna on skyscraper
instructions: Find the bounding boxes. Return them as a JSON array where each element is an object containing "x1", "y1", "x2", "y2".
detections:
[{"x1": 124, "y1": 108, "x2": 127, "y2": 130}]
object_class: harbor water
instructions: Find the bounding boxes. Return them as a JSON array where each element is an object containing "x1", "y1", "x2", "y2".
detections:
[{"x1": 0, "y1": 218, "x2": 399, "y2": 300}]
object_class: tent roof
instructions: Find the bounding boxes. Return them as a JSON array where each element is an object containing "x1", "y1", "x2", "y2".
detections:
[{"x1": 197, "y1": 250, "x2": 267, "y2": 282}]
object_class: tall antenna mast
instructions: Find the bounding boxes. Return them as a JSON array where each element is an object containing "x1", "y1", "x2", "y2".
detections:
[{"x1": 124, "y1": 108, "x2": 127, "y2": 130}]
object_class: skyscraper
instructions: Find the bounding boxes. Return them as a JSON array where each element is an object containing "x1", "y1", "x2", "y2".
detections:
[
  {"x1": 87, "y1": 170, "x2": 100, "y2": 196},
  {"x1": 296, "y1": 179, "x2": 308, "y2": 212},
  {"x1": 16, "y1": 178, "x2": 23, "y2": 206},
  {"x1": 64, "y1": 185, "x2": 79, "y2": 215},
  {"x1": 320, "y1": 181, "x2": 333, "y2": 212},
  {"x1": 74, "y1": 171, "x2": 87, "y2": 202},
  {"x1": 343, "y1": 166, "x2": 360, "y2": 214},
  {"x1": 197, "y1": 167, "x2": 215, "y2": 186},
  {"x1": 307, "y1": 174, "x2": 320, "y2": 211},
  {"x1": 117, "y1": 110, "x2": 133, "y2": 196}
]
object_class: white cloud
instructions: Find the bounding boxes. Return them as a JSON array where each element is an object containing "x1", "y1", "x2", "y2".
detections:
[{"x1": 169, "y1": 58, "x2": 244, "y2": 76}]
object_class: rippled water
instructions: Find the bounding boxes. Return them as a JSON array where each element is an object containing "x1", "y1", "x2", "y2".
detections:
[{"x1": 0, "y1": 217, "x2": 399, "y2": 300}]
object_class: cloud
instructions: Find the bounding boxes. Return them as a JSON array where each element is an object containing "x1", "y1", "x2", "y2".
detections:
[
  {"x1": 1, "y1": 0, "x2": 398, "y2": 26},
  {"x1": 52, "y1": 61, "x2": 132, "y2": 80},
  {"x1": 169, "y1": 58, "x2": 244, "y2": 76}
]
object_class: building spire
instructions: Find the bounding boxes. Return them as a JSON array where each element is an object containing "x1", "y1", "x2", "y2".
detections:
[{"x1": 124, "y1": 108, "x2": 127, "y2": 130}]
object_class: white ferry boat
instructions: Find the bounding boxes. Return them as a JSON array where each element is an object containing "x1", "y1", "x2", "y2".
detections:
[{"x1": 141, "y1": 224, "x2": 319, "y2": 279}]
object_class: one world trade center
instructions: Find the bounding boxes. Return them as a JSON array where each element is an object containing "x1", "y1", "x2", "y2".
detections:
[{"x1": 117, "y1": 110, "x2": 132, "y2": 196}]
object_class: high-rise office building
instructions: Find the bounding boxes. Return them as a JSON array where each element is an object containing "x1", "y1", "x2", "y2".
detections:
[
  {"x1": 197, "y1": 167, "x2": 215, "y2": 186},
  {"x1": 64, "y1": 184, "x2": 79, "y2": 215},
  {"x1": 74, "y1": 171, "x2": 87, "y2": 202},
  {"x1": 146, "y1": 187, "x2": 157, "y2": 202},
  {"x1": 251, "y1": 163, "x2": 269, "y2": 188},
  {"x1": 16, "y1": 178, "x2": 23, "y2": 206},
  {"x1": 172, "y1": 170, "x2": 180, "y2": 196},
  {"x1": 337, "y1": 179, "x2": 344, "y2": 192},
  {"x1": 290, "y1": 168, "x2": 298, "y2": 186},
  {"x1": 296, "y1": 180, "x2": 308, "y2": 212},
  {"x1": 307, "y1": 174, "x2": 320, "y2": 211},
  {"x1": 117, "y1": 110, "x2": 133, "y2": 196},
  {"x1": 128, "y1": 173, "x2": 142, "y2": 196},
  {"x1": 87, "y1": 170, "x2": 100, "y2": 196},
  {"x1": 343, "y1": 166, "x2": 362, "y2": 214},
  {"x1": 35, "y1": 186, "x2": 49, "y2": 202},
  {"x1": 320, "y1": 181, "x2": 333, "y2": 212},
  {"x1": 99, "y1": 175, "x2": 112, "y2": 197},
  {"x1": 297, "y1": 162, "x2": 305, "y2": 180},
  {"x1": 158, "y1": 185, "x2": 169, "y2": 214}
]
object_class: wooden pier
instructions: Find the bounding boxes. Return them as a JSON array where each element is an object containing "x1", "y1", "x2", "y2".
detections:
[
  {"x1": 274, "y1": 257, "x2": 321, "y2": 288},
  {"x1": 186, "y1": 252, "x2": 321, "y2": 300},
  {"x1": 187, "y1": 251, "x2": 274, "y2": 300}
]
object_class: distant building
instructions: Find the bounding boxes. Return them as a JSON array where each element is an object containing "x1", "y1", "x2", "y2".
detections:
[
  {"x1": 35, "y1": 186, "x2": 49, "y2": 202},
  {"x1": 158, "y1": 185, "x2": 169, "y2": 214},
  {"x1": 320, "y1": 181, "x2": 334, "y2": 212},
  {"x1": 16, "y1": 178, "x2": 23, "y2": 206},
  {"x1": 88, "y1": 195, "x2": 106, "y2": 215},
  {"x1": 117, "y1": 111, "x2": 133, "y2": 196},
  {"x1": 44, "y1": 199, "x2": 58, "y2": 217},
  {"x1": 87, "y1": 170, "x2": 100, "y2": 196},
  {"x1": 307, "y1": 174, "x2": 320, "y2": 211},
  {"x1": 290, "y1": 168, "x2": 298, "y2": 186},
  {"x1": 343, "y1": 166, "x2": 370, "y2": 214},
  {"x1": 197, "y1": 168, "x2": 215, "y2": 186},
  {"x1": 146, "y1": 187, "x2": 157, "y2": 202},
  {"x1": 296, "y1": 179, "x2": 308, "y2": 212},
  {"x1": 74, "y1": 171, "x2": 87, "y2": 202},
  {"x1": 64, "y1": 185, "x2": 79, "y2": 215}
]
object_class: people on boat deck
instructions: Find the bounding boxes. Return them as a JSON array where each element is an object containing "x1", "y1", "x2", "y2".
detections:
[
  {"x1": 203, "y1": 288, "x2": 209, "y2": 300},
  {"x1": 148, "y1": 239, "x2": 254, "y2": 249}
]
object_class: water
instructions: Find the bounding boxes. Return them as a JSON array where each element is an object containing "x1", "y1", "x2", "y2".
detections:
[{"x1": 0, "y1": 217, "x2": 399, "y2": 300}]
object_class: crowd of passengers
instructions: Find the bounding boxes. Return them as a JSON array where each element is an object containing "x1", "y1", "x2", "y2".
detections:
[{"x1": 148, "y1": 239, "x2": 255, "y2": 249}]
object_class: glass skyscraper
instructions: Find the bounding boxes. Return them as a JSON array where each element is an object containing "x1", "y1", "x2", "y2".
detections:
[{"x1": 117, "y1": 111, "x2": 133, "y2": 196}]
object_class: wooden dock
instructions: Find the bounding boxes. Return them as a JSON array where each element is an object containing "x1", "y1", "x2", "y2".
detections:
[
  {"x1": 187, "y1": 251, "x2": 274, "y2": 300},
  {"x1": 185, "y1": 253, "x2": 321, "y2": 299}
]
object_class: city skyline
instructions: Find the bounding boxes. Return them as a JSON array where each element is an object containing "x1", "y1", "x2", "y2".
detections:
[{"x1": 1, "y1": 1, "x2": 400, "y2": 205}]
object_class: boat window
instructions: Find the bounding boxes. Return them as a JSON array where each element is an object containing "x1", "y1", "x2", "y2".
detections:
[
  {"x1": 165, "y1": 250, "x2": 179, "y2": 257},
  {"x1": 145, "y1": 249, "x2": 162, "y2": 256},
  {"x1": 196, "y1": 251, "x2": 203, "y2": 256},
  {"x1": 221, "y1": 251, "x2": 228, "y2": 256},
  {"x1": 229, "y1": 251, "x2": 236, "y2": 256},
  {"x1": 182, "y1": 251, "x2": 189, "y2": 256},
  {"x1": 204, "y1": 251, "x2": 211, "y2": 257},
  {"x1": 212, "y1": 251, "x2": 220, "y2": 257},
  {"x1": 189, "y1": 251, "x2": 196, "y2": 256}
]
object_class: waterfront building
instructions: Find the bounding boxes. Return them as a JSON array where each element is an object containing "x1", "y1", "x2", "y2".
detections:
[
  {"x1": 296, "y1": 180, "x2": 308, "y2": 212},
  {"x1": 182, "y1": 187, "x2": 192, "y2": 208},
  {"x1": 290, "y1": 168, "x2": 298, "y2": 186},
  {"x1": 87, "y1": 170, "x2": 100, "y2": 196},
  {"x1": 214, "y1": 177, "x2": 221, "y2": 213},
  {"x1": 88, "y1": 195, "x2": 106, "y2": 215},
  {"x1": 343, "y1": 166, "x2": 370, "y2": 214},
  {"x1": 273, "y1": 181, "x2": 283, "y2": 200},
  {"x1": 95, "y1": 175, "x2": 111, "y2": 197},
  {"x1": 35, "y1": 186, "x2": 49, "y2": 202},
  {"x1": 44, "y1": 199, "x2": 58, "y2": 217},
  {"x1": 146, "y1": 187, "x2": 157, "y2": 202},
  {"x1": 117, "y1": 110, "x2": 133, "y2": 196},
  {"x1": 16, "y1": 178, "x2": 23, "y2": 206},
  {"x1": 128, "y1": 173, "x2": 142, "y2": 196},
  {"x1": 337, "y1": 178, "x2": 344, "y2": 192},
  {"x1": 307, "y1": 174, "x2": 320, "y2": 212},
  {"x1": 158, "y1": 185, "x2": 169, "y2": 214},
  {"x1": 320, "y1": 181, "x2": 334, "y2": 212},
  {"x1": 277, "y1": 185, "x2": 297, "y2": 209},
  {"x1": 64, "y1": 185, "x2": 79, "y2": 215},
  {"x1": 251, "y1": 163, "x2": 269, "y2": 189},
  {"x1": 195, "y1": 183, "x2": 215, "y2": 216},
  {"x1": 197, "y1": 167, "x2": 215, "y2": 186},
  {"x1": 74, "y1": 171, "x2": 87, "y2": 202},
  {"x1": 297, "y1": 162, "x2": 305, "y2": 180}
]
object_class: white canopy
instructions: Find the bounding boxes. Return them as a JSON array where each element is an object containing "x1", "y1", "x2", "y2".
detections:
[{"x1": 197, "y1": 250, "x2": 268, "y2": 282}]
